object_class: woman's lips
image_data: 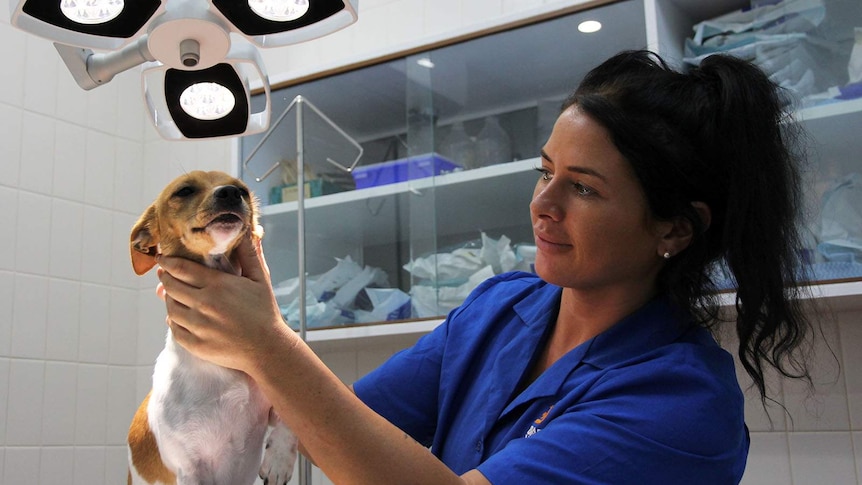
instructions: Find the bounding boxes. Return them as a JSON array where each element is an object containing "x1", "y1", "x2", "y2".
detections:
[{"x1": 534, "y1": 231, "x2": 571, "y2": 252}]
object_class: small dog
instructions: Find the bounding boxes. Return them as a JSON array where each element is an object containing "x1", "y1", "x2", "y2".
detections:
[{"x1": 126, "y1": 170, "x2": 297, "y2": 485}]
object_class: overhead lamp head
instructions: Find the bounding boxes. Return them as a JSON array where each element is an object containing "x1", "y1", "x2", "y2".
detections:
[
  {"x1": 211, "y1": 0, "x2": 358, "y2": 47},
  {"x1": 11, "y1": 0, "x2": 166, "y2": 50},
  {"x1": 10, "y1": 0, "x2": 359, "y2": 140},
  {"x1": 142, "y1": 41, "x2": 271, "y2": 140}
]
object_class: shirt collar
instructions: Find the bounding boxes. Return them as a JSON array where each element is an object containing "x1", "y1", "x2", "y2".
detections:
[{"x1": 581, "y1": 295, "x2": 693, "y2": 369}]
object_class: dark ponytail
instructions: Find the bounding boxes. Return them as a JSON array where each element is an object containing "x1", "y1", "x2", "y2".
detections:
[{"x1": 565, "y1": 50, "x2": 815, "y2": 402}]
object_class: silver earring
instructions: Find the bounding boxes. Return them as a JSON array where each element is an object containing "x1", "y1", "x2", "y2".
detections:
[{"x1": 663, "y1": 251, "x2": 671, "y2": 259}]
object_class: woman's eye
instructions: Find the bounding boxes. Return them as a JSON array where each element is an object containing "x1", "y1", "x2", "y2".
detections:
[
  {"x1": 534, "y1": 167, "x2": 552, "y2": 181},
  {"x1": 573, "y1": 183, "x2": 594, "y2": 196}
]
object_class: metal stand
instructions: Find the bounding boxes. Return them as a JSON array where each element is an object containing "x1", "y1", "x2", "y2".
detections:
[{"x1": 242, "y1": 95, "x2": 363, "y2": 485}]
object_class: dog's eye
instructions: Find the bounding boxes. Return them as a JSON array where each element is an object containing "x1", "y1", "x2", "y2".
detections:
[{"x1": 173, "y1": 186, "x2": 196, "y2": 198}]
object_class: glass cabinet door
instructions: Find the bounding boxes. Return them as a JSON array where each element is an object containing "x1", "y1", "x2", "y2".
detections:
[{"x1": 238, "y1": 0, "x2": 861, "y2": 332}]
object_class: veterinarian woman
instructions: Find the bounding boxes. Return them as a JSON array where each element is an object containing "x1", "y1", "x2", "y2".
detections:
[{"x1": 156, "y1": 50, "x2": 818, "y2": 484}]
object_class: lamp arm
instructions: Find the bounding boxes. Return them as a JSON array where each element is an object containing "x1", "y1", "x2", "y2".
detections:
[{"x1": 55, "y1": 35, "x2": 156, "y2": 91}]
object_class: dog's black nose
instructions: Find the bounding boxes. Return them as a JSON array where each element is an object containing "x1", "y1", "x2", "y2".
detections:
[{"x1": 214, "y1": 185, "x2": 243, "y2": 201}]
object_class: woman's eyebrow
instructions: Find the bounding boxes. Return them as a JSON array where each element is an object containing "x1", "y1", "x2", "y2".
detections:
[{"x1": 540, "y1": 149, "x2": 607, "y2": 182}]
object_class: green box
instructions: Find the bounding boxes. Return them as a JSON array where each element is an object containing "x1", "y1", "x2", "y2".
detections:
[{"x1": 269, "y1": 179, "x2": 345, "y2": 204}]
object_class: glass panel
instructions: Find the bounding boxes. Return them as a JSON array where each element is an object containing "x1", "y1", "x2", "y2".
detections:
[
  {"x1": 685, "y1": 0, "x2": 862, "y2": 287},
  {"x1": 239, "y1": 0, "x2": 653, "y2": 327}
]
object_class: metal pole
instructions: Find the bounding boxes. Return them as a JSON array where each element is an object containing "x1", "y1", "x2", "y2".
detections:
[{"x1": 295, "y1": 96, "x2": 314, "y2": 485}]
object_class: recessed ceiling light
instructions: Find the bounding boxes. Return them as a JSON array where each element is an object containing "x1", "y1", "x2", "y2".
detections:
[
  {"x1": 578, "y1": 20, "x2": 602, "y2": 33},
  {"x1": 417, "y1": 57, "x2": 435, "y2": 69}
]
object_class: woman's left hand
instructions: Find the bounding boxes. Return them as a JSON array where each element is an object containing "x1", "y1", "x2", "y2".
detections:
[{"x1": 156, "y1": 232, "x2": 292, "y2": 374}]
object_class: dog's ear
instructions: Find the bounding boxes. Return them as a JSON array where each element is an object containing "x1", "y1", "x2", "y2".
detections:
[{"x1": 130, "y1": 205, "x2": 159, "y2": 276}]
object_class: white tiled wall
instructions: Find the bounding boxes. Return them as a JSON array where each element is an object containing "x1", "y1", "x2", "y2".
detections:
[{"x1": 1, "y1": 0, "x2": 862, "y2": 484}]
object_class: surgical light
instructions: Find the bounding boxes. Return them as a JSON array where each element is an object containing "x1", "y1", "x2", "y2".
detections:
[
  {"x1": 60, "y1": 0, "x2": 125, "y2": 25},
  {"x1": 10, "y1": 0, "x2": 359, "y2": 140},
  {"x1": 249, "y1": 0, "x2": 310, "y2": 22}
]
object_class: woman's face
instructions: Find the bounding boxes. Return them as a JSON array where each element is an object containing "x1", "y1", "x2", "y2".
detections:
[{"x1": 531, "y1": 105, "x2": 669, "y2": 296}]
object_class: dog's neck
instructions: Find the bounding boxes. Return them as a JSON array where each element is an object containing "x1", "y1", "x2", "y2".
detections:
[
  {"x1": 156, "y1": 243, "x2": 241, "y2": 276},
  {"x1": 207, "y1": 253, "x2": 240, "y2": 275}
]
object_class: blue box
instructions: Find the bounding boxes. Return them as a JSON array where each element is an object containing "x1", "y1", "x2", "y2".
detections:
[{"x1": 352, "y1": 153, "x2": 461, "y2": 189}]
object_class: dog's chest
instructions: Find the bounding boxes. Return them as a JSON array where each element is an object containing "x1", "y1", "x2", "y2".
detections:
[{"x1": 149, "y1": 337, "x2": 271, "y2": 466}]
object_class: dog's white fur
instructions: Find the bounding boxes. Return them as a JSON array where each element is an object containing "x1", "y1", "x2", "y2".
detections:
[{"x1": 127, "y1": 171, "x2": 297, "y2": 485}]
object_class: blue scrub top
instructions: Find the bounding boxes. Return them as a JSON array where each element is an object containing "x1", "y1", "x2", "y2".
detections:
[{"x1": 353, "y1": 272, "x2": 749, "y2": 484}]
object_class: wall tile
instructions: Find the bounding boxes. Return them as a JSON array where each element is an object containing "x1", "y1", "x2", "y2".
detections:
[
  {"x1": 113, "y1": 70, "x2": 145, "y2": 142},
  {"x1": 40, "y1": 446, "x2": 75, "y2": 485},
  {"x1": 52, "y1": 121, "x2": 88, "y2": 202},
  {"x1": 386, "y1": 0, "x2": 426, "y2": 47},
  {"x1": 718, "y1": 322, "x2": 789, "y2": 431},
  {"x1": 56, "y1": 70, "x2": 90, "y2": 126},
  {"x1": 137, "y1": 365, "x2": 155, "y2": 405},
  {"x1": 74, "y1": 446, "x2": 106, "y2": 485},
  {"x1": 75, "y1": 364, "x2": 108, "y2": 446},
  {"x1": 0, "y1": 358, "x2": 9, "y2": 444},
  {"x1": 137, "y1": 288, "x2": 168, "y2": 366},
  {"x1": 19, "y1": 111, "x2": 56, "y2": 195},
  {"x1": 783, "y1": 316, "x2": 848, "y2": 431},
  {"x1": 424, "y1": 0, "x2": 462, "y2": 37},
  {"x1": 741, "y1": 432, "x2": 792, "y2": 485},
  {"x1": 113, "y1": 139, "x2": 144, "y2": 214},
  {"x1": 0, "y1": 188, "x2": 16, "y2": 271},
  {"x1": 10, "y1": 274, "x2": 48, "y2": 359},
  {"x1": 0, "y1": 272, "x2": 12, "y2": 356},
  {"x1": 49, "y1": 198, "x2": 84, "y2": 280},
  {"x1": 788, "y1": 432, "x2": 856, "y2": 485},
  {"x1": 3, "y1": 446, "x2": 40, "y2": 485},
  {"x1": 194, "y1": 139, "x2": 233, "y2": 173},
  {"x1": 23, "y1": 36, "x2": 58, "y2": 117},
  {"x1": 6, "y1": 359, "x2": 45, "y2": 446},
  {"x1": 80, "y1": 206, "x2": 113, "y2": 285},
  {"x1": 46, "y1": 279, "x2": 81, "y2": 362},
  {"x1": 112, "y1": 213, "x2": 138, "y2": 290},
  {"x1": 79, "y1": 284, "x2": 111, "y2": 364},
  {"x1": 87, "y1": 76, "x2": 119, "y2": 135},
  {"x1": 106, "y1": 366, "x2": 137, "y2": 445},
  {"x1": 109, "y1": 288, "x2": 138, "y2": 366},
  {"x1": 351, "y1": 6, "x2": 388, "y2": 55},
  {"x1": 503, "y1": 0, "x2": 542, "y2": 15},
  {"x1": 41, "y1": 362, "x2": 78, "y2": 445},
  {"x1": 0, "y1": 104, "x2": 22, "y2": 187},
  {"x1": 14, "y1": 190, "x2": 51, "y2": 275},
  {"x1": 317, "y1": 350, "x2": 359, "y2": 383},
  {"x1": 839, "y1": 311, "x2": 862, "y2": 430},
  {"x1": 0, "y1": 27, "x2": 26, "y2": 108},
  {"x1": 462, "y1": 0, "x2": 504, "y2": 29},
  {"x1": 84, "y1": 130, "x2": 116, "y2": 209},
  {"x1": 105, "y1": 445, "x2": 130, "y2": 484}
]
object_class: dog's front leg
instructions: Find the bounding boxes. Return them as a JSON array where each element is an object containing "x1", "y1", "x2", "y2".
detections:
[{"x1": 259, "y1": 410, "x2": 299, "y2": 485}]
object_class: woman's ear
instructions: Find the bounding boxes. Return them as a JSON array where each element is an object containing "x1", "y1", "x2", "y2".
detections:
[
  {"x1": 657, "y1": 202, "x2": 711, "y2": 258},
  {"x1": 691, "y1": 201, "x2": 711, "y2": 233}
]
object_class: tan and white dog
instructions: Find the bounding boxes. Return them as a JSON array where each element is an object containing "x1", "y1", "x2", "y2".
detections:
[{"x1": 126, "y1": 170, "x2": 297, "y2": 485}]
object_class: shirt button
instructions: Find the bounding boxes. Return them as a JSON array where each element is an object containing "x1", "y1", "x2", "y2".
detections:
[{"x1": 475, "y1": 441, "x2": 483, "y2": 452}]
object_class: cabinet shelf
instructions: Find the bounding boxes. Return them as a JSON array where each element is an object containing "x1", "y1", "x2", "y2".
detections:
[{"x1": 301, "y1": 279, "x2": 861, "y2": 350}]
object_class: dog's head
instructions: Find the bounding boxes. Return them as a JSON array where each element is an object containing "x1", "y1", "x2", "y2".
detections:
[{"x1": 130, "y1": 170, "x2": 260, "y2": 276}]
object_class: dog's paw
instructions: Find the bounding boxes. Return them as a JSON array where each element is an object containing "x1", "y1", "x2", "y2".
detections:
[{"x1": 259, "y1": 421, "x2": 299, "y2": 485}]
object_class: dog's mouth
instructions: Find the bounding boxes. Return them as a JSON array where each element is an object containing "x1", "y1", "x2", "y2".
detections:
[{"x1": 192, "y1": 212, "x2": 246, "y2": 233}]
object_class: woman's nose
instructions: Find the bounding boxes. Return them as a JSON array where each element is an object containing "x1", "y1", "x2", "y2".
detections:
[{"x1": 530, "y1": 182, "x2": 563, "y2": 221}]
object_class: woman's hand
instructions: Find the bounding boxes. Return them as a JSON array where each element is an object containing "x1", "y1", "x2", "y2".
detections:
[{"x1": 156, "y1": 231, "x2": 293, "y2": 374}]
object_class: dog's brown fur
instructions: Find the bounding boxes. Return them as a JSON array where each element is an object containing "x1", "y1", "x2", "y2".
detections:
[{"x1": 127, "y1": 170, "x2": 261, "y2": 484}]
